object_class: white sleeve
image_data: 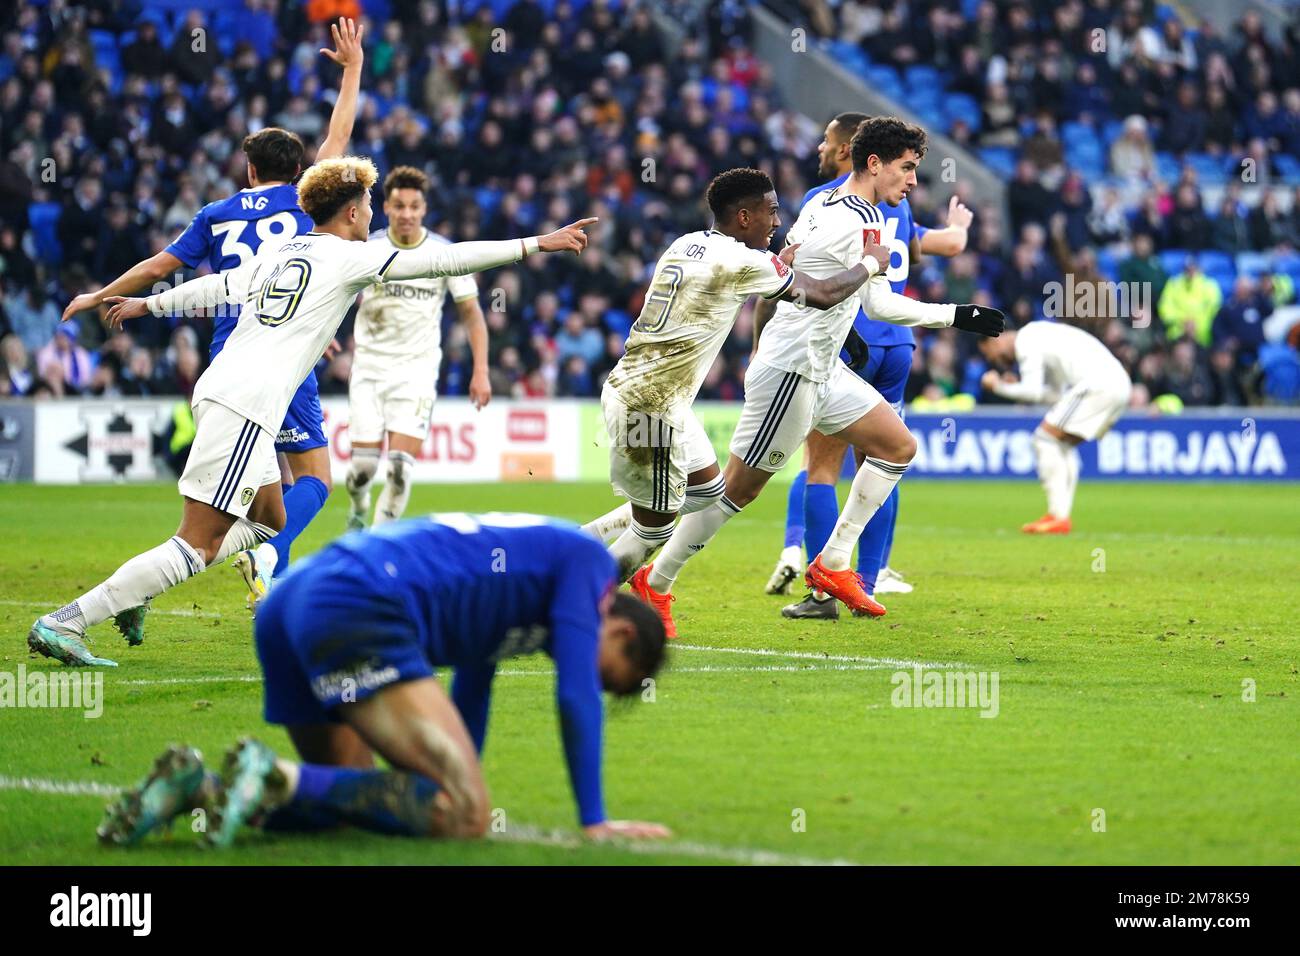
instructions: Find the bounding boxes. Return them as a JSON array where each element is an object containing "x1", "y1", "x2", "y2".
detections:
[
  {"x1": 992, "y1": 348, "x2": 1049, "y2": 403},
  {"x1": 345, "y1": 238, "x2": 537, "y2": 292},
  {"x1": 145, "y1": 261, "x2": 256, "y2": 316},
  {"x1": 448, "y1": 272, "x2": 479, "y2": 302},
  {"x1": 857, "y1": 275, "x2": 955, "y2": 328}
]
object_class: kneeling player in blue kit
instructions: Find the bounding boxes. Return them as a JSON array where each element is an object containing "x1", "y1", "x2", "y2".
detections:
[{"x1": 99, "y1": 514, "x2": 671, "y2": 846}]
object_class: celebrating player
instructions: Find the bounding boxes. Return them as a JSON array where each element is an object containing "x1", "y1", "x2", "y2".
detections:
[
  {"x1": 27, "y1": 156, "x2": 596, "y2": 667},
  {"x1": 63, "y1": 18, "x2": 368, "y2": 616},
  {"x1": 345, "y1": 166, "x2": 490, "y2": 530},
  {"x1": 767, "y1": 112, "x2": 976, "y2": 619},
  {"x1": 97, "y1": 515, "x2": 670, "y2": 847},
  {"x1": 979, "y1": 320, "x2": 1133, "y2": 534},
  {"x1": 583, "y1": 168, "x2": 889, "y2": 599},
  {"x1": 628, "y1": 118, "x2": 1004, "y2": 634}
]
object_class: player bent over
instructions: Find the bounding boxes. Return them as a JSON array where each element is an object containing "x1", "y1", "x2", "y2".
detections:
[
  {"x1": 97, "y1": 515, "x2": 669, "y2": 846},
  {"x1": 629, "y1": 118, "x2": 1003, "y2": 634},
  {"x1": 28, "y1": 155, "x2": 594, "y2": 666},
  {"x1": 583, "y1": 168, "x2": 889, "y2": 624},
  {"x1": 979, "y1": 320, "x2": 1132, "y2": 534},
  {"x1": 346, "y1": 166, "x2": 490, "y2": 530}
]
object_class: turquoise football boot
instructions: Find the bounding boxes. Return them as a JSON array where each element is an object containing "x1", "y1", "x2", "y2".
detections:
[
  {"x1": 27, "y1": 620, "x2": 118, "y2": 667},
  {"x1": 204, "y1": 738, "x2": 288, "y2": 849},
  {"x1": 112, "y1": 600, "x2": 150, "y2": 646},
  {"x1": 98, "y1": 745, "x2": 209, "y2": 846}
]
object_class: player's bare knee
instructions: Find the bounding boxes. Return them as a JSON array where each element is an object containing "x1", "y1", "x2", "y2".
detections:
[{"x1": 894, "y1": 430, "x2": 918, "y2": 464}]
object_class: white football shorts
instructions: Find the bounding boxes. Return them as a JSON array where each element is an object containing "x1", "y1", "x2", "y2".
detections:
[
  {"x1": 730, "y1": 359, "x2": 883, "y2": 473},
  {"x1": 179, "y1": 399, "x2": 280, "y2": 518},
  {"x1": 1045, "y1": 381, "x2": 1131, "y2": 441},
  {"x1": 602, "y1": 386, "x2": 717, "y2": 513},
  {"x1": 348, "y1": 374, "x2": 437, "y2": 444}
]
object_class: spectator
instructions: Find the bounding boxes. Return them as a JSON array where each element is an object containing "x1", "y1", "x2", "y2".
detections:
[
  {"x1": 1158, "y1": 258, "x2": 1223, "y2": 346},
  {"x1": 1110, "y1": 115, "x2": 1156, "y2": 181},
  {"x1": 1, "y1": 333, "x2": 34, "y2": 396}
]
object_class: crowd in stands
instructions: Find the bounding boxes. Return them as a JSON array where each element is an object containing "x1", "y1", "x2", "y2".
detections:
[{"x1": 2, "y1": 0, "x2": 1299, "y2": 408}]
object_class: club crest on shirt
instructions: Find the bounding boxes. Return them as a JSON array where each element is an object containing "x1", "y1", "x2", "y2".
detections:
[
  {"x1": 241, "y1": 487, "x2": 254, "y2": 506},
  {"x1": 769, "y1": 254, "x2": 790, "y2": 278},
  {"x1": 768, "y1": 451, "x2": 786, "y2": 467}
]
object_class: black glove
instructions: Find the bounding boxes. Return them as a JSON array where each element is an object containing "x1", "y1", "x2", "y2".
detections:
[
  {"x1": 841, "y1": 327, "x2": 870, "y2": 370},
  {"x1": 953, "y1": 304, "x2": 1005, "y2": 336}
]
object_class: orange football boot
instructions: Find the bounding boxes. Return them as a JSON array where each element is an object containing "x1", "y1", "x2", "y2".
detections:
[
  {"x1": 629, "y1": 564, "x2": 678, "y2": 639},
  {"x1": 1021, "y1": 514, "x2": 1072, "y2": 534},
  {"x1": 806, "y1": 555, "x2": 886, "y2": 618}
]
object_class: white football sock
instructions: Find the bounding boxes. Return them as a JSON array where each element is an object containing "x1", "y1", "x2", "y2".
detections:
[
  {"x1": 45, "y1": 536, "x2": 205, "y2": 636},
  {"x1": 647, "y1": 495, "x2": 742, "y2": 593},
  {"x1": 346, "y1": 446, "x2": 381, "y2": 517},
  {"x1": 582, "y1": 501, "x2": 633, "y2": 543},
  {"x1": 821, "y1": 456, "x2": 909, "y2": 571},
  {"x1": 214, "y1": 517, "x2": 276, "y2": 565},
  {"x1": 1033, "y1": 427, "x2": 1076, "y2": 518},
  {"x1": 680, "y1": 474, "x2": 726, "y2": 515},
  {"x1": 609, "y1": 518, "x2": 675, "y2": 581},
  {"x1": 375, "y1": 451, "x2": 416, "y2": 525}
]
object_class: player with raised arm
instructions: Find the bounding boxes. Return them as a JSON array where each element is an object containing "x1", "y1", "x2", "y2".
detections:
[
  {"x1": 627, "y1": 118, "x2": 1004, "y2": 635},
  {"x1": 97, "y1": 515, "x2": 670, "y2": 847},
  {"x1": 27, "y1": 156, "x2": 595, "y2": 667},
  {"x1": 978, "y1": 320, "x2": 1133, "y2": 534},
  {"x1": 63, "y1": 18, "x2": 365, "y2": 618},
  {"x1": 580, "y1": 168, "x2": 889, "y2": 599},
  {"x1": 772, "y1": 111, "x2": 975, "y2": 620},
  {"x1": 345, "y1": 166, "x2": 490, "y2": 530}
]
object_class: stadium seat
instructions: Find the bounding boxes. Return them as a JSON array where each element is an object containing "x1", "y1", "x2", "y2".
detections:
[
  {"x1": 28, "y1": 202, "x2": 62, "y2": 265},
  {"x1": 978, "y1": 147, "x2": 1017, "y2": 179},
  {"x1": 1198, "y1": 251, "x2": 1235, "y2": 276},
  {"x1": 1096, "y1": 249, "x2": 1121, "y2": 281},
  {"x1": 1185, "y1": 153, "x2": 1229, "y2": 184},
  {"x1": 1154, "y1": 152, "x2": 1181, "y2": 183},
  {"x1": 1259, "y1": 343, "x2": 1300, "y2": 401},
  {"x1": 1275, "y1": 154, "x2": 1300, "y2": 182},
  {"x1": 1160, "y1": 249, "x2": 1193, "y2": 274},
  {"x1": 904, "y1": 65, "x2": 942, "y2": 94},
  {"x1": 1236, "y1": 251, "x2": 1274, "y2": 277}
]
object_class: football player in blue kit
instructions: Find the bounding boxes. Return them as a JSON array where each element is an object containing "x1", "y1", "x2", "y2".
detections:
[
  {"x1": 98, "y1": 515, "x2": 672, "y2": 847},
  {"x1": 766, "y1": 112, "x2": 974, "y2": 618},
  {"x1": 62, "y1": 17, "x2": 367, "y2": 623}
]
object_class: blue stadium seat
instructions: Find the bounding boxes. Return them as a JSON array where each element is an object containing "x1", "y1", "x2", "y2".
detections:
[
  {"x1": 603, "y1": 310, "x2": 633, "y2": 337},
  {"x1": 1236, "y1": 251, "x2": 1274, "y2": 277},
  {"x1": 944, "y1": 94, "x2": 981, "y2": 133},
  {"x1": 904, "y1": 65, "x2": 942, "y2": 94},
  {"x1": 1207, "y1": 270, "x2": 1236, "y2": 298},
  {"x1": 1185, "y1": 153, "x2": 1229, "y2": 184},
  {"x1": 1096, "y1": 249, "x2": 1121, "y2": 281},
  {"x1": 1259, "y1": 343, "x2": 1300, "y2": 402},
  {"x1": 978, "y1": 147, "x2": 1017, "y2": 179},
  {"x1": 1154, "y1": 152, "x2": 1181, "y2": 182},
  {"x1": 28, "y1": 202, "x2": 62, "y2": 265},
  {"x1": 1198, "y1": 251, "x2": 1235, "y2": 276},
  {"x1": 1160, "y1": 249, "x2": 1192, "y2": 274},
  {"x1": 1275, "y1": 154, "x2": 1300, "y2": 182}
]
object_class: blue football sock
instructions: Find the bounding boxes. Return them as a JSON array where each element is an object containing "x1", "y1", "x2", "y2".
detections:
[
  {"x1": 268, "y1": 763, "x2": 442, "y2": 837},
  {"x1": 881, "y1": 487, "x2": 899, "y2": 568},
  {"x1": 803, "y1": 482, "x2": 839, "y2": 564},
  {"x1": 271, "y1": 475, "x2": 329, "y2": 578},
  {"x1": 856, "y1": 485, "x2": 898, "y2": 592},
  {"x1": 783, "y1": 470, "x2": 807, "y2": 548}
]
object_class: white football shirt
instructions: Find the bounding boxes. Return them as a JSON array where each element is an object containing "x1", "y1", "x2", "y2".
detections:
[
  {"x1": 757, "y1": 186, "x2": 954, "y2": 383},
  {"x1": 604, "y1": 229, "x2": 793, "y2": 422},
  {"x1": 148, "y1": 232, "x2": 529, "y2": 433},
  {"x1": 995, "y1": 321, "x2": 1132, "y2": 403},
  {"x1": 353, "y1": 228, "x2": 479, "y2": 381}
]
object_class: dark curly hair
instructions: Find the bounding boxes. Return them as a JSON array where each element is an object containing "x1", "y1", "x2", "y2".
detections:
[
  {"x1": 705, "y1": 167, "x2": 774, "y2": 221},
  {"x1": 850, "y1": 116, "x2": 927, "y2": 172}
]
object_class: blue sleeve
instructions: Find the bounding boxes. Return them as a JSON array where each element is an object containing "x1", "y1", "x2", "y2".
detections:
[
  {"x1": 165, "y1": 208, "x2": 212, "y2": 269},
  {"x1": 549, "y1": 555, "x2": 615, "y2": 828},
  {"x1": 451, "y1": 662, "x2": 497, "y2": 754}
]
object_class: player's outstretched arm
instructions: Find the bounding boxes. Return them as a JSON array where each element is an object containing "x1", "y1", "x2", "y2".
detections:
[
  {"x1": 859, "y1": 276, "x2": 1004, "y2": 335},
  {"x1": 104, "y1": 260, "x2": 255, "y2": 329},
  {"x1": 316, "y1": 17, "x2": 365, "y2": 162},
  {"x1": 63, "y1": 250, "x2": 185, "y2": 321},
  {"x1": 380, "y1": 218, "x2": 598, "y2": 283},
  {"x1": 984, "y1": 353, "x2": 1046, "y2": 402}
]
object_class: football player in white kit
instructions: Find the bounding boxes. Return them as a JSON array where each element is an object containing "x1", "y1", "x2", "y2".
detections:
[
  {"x1": 28, "y1": 156, "x2": 596, "y2": 666},
  {"x1": 583, "y1": 168, "x2": 890, "y2": 624},
  {"x1": 629, "y1": 118, "x2": 1005, "y2": 635},
  {"x1": 345, "y1": 166, "x2": 490, "y2": 530},
  {"x1": 979, "y1": 320, "x2": 1133, "y2": 534}
]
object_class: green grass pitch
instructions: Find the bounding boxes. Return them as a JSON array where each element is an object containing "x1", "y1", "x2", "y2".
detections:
[{"x1": 1, "y1": 479, "x2": 1296, "y2": 865}]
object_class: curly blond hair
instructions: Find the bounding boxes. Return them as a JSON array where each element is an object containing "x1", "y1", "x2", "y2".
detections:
[{"x1": 297, "y1": 156, "x2": 379, "y2": 225}]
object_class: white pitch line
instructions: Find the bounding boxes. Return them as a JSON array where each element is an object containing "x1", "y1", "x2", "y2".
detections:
[
  {"x1": 675, "y1": 642, "x2": 973, "y2": 669},
  {"x1": 0, "y1": 600, "x2": 210, "y2": 618},
  {"x1": 0, "y1": 775, "x2": 860, "y2": 866}
]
